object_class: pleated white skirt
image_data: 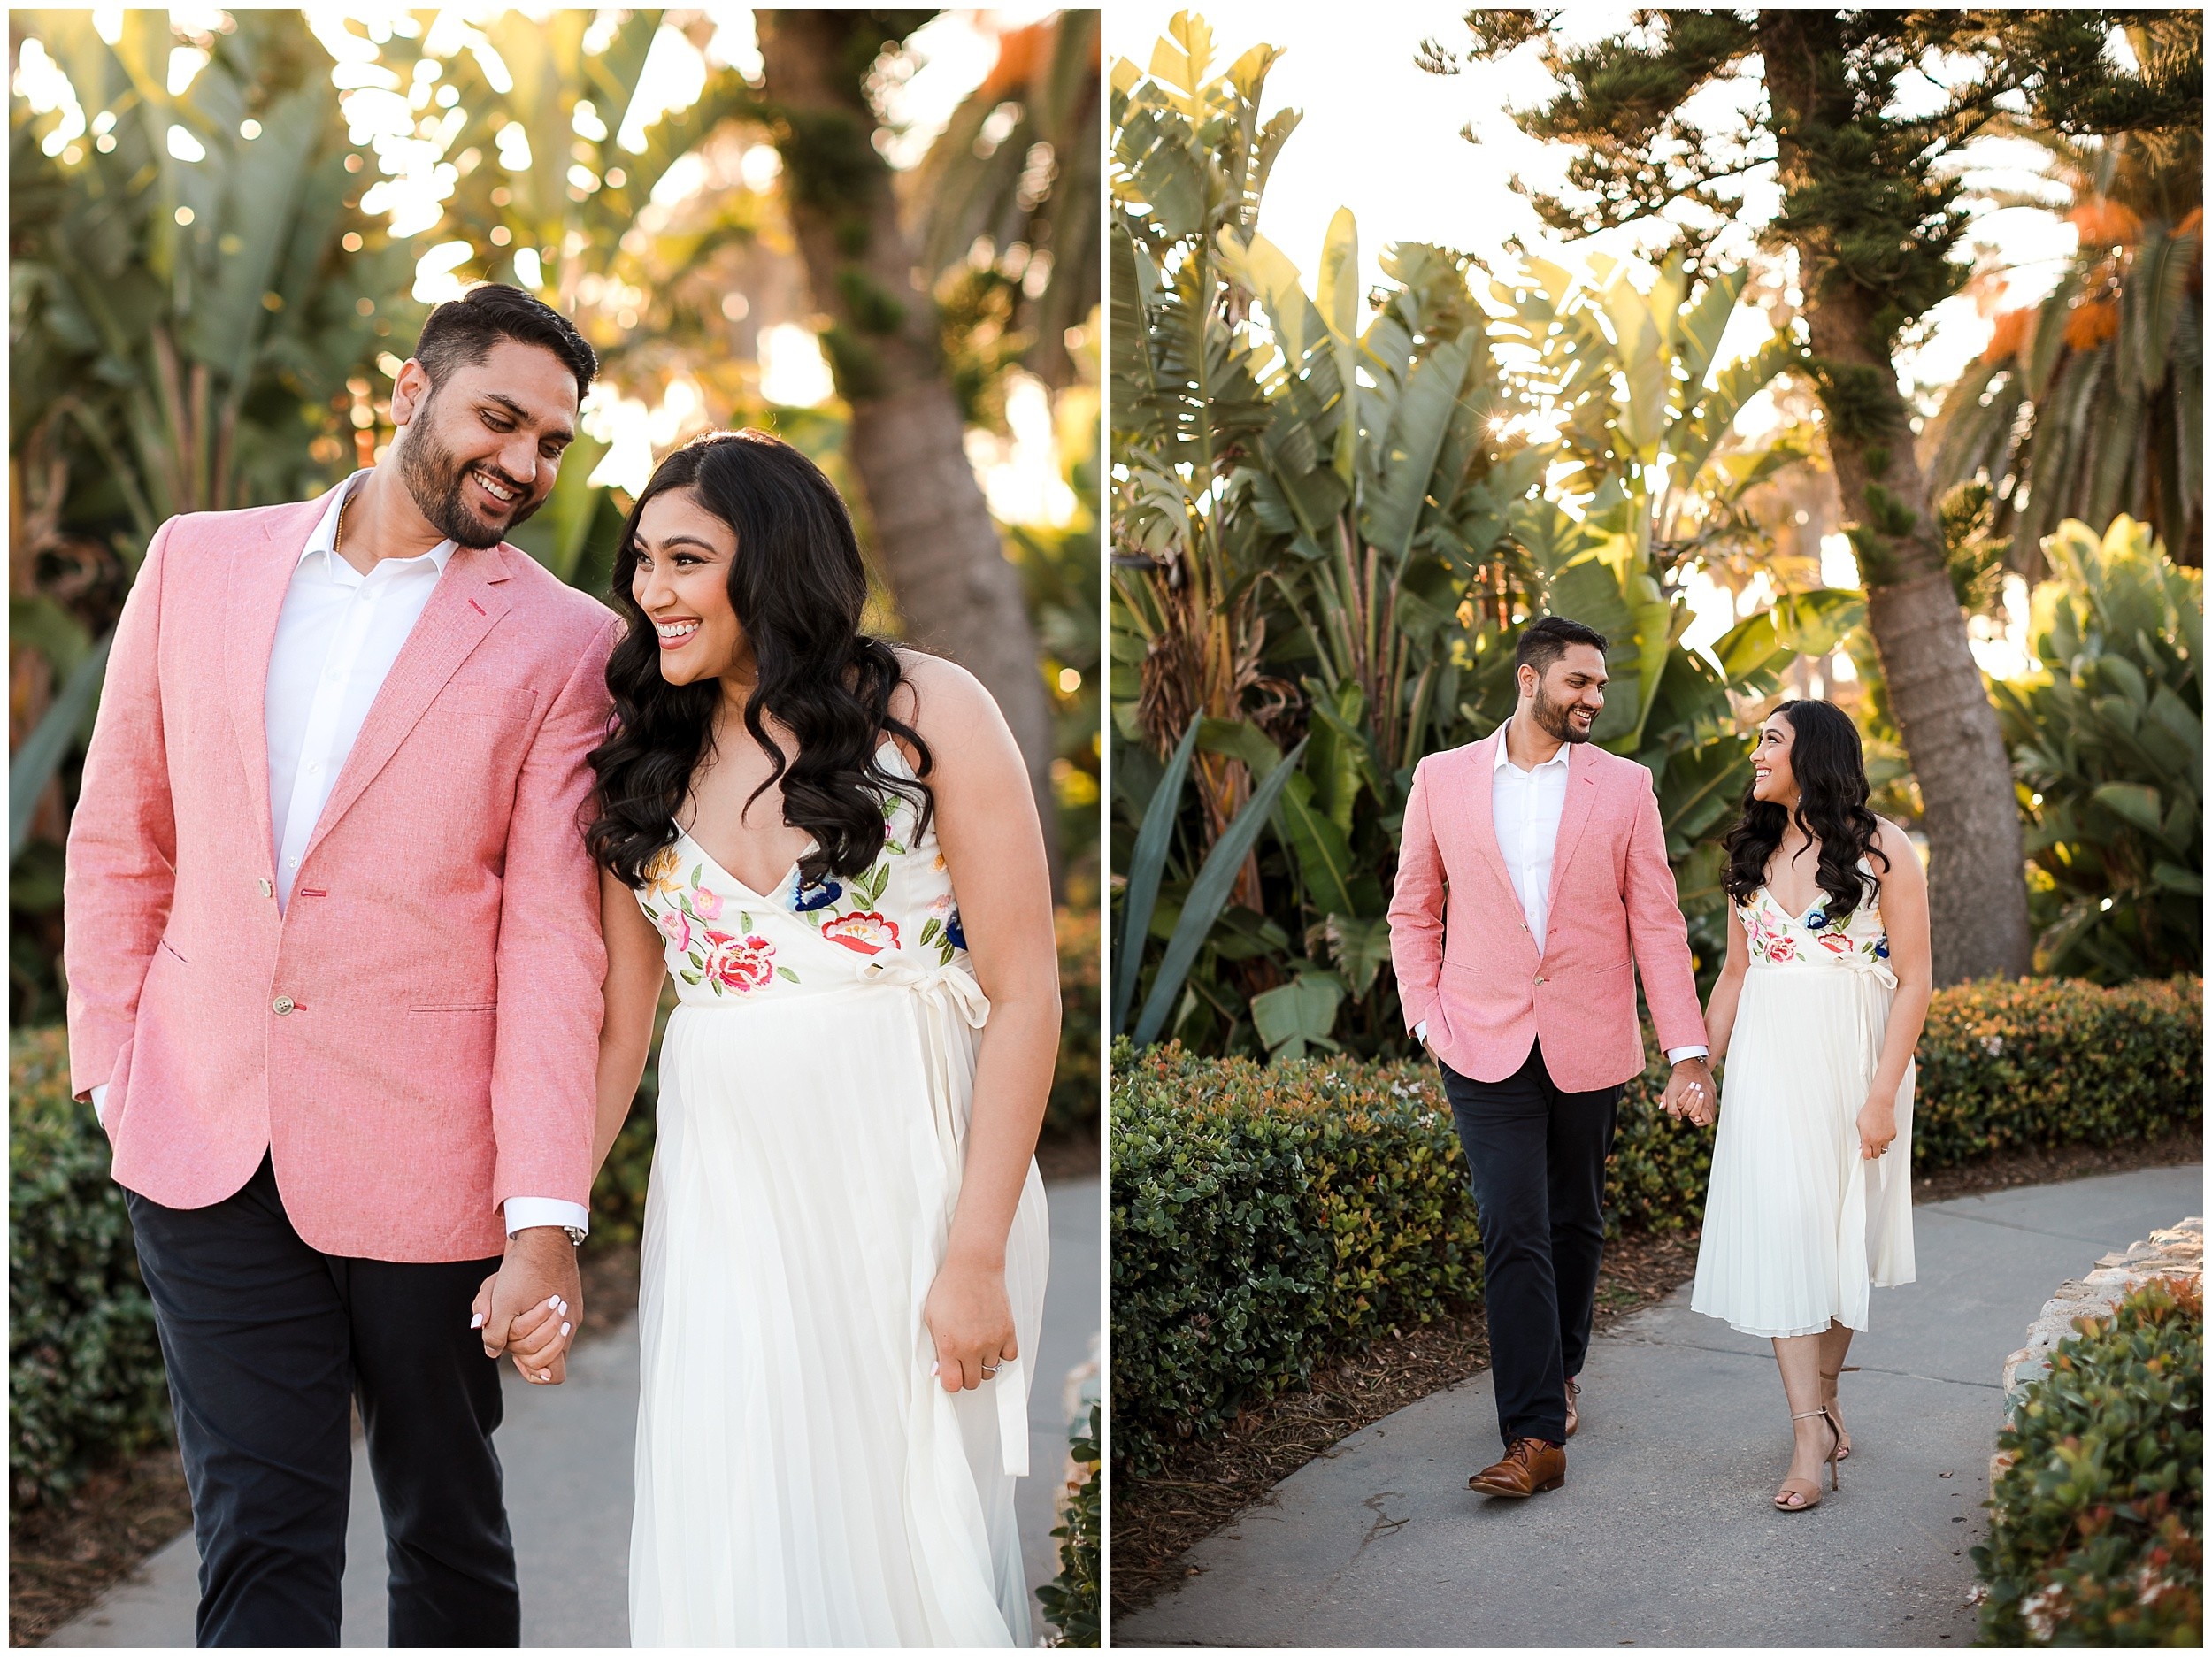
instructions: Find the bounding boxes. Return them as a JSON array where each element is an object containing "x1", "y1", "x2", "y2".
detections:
[
  {"x1": 1691, "y1": 963, "x2": 1916, "y2": 1339},
  {"x1": 629, "y1": 984, "x2": 1049, "y2": 1647}
]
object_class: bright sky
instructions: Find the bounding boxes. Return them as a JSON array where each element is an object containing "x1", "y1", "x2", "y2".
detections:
[
  {"x1": 1107, "y1": 5, "x2": 2081, "y2": 396},
  {"x1": 1109, "y1": 4, "x2": 2069, "y2": 674}
]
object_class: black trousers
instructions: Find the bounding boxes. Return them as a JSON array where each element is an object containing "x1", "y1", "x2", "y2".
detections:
[
  {"x1": 127, "y1": 1155, "x2": 518, "y2": 1648},
  {"x1": 1440, "y1": 1040, "x2": 1621, "y2": 1449}
]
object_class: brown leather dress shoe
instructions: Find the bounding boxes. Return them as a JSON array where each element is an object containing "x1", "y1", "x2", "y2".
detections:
[
  {"x1": 1467, "y1": 1437, "x2": 1566, "y2": 1498},
  {"x1": 1564, "y1": 1376, "x2": 1580, "y2": 1439}
]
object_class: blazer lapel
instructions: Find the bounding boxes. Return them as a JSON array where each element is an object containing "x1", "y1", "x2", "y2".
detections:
[
  {"x1": 300, "y1": 543, "x2": 514, "y2": 864},
  {"x1": 1542, "y1": 740, "x2": 1602, "y2": 922},
  {"x1": 1463, "y1": 728, "x2": 1518, "y2": 906},
  {"x1": 227, "y1": 496, "x2": 331, "y2": 880}
]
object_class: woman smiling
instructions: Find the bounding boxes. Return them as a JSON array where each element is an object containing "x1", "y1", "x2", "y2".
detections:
[{"x1": 575, "y1": 429, "x2": 1057, "y2": 1645}]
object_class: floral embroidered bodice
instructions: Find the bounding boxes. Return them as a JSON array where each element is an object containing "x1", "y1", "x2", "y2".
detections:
[
  {"x1": 1737, "y1": 855, "x2": 1893, "y2": 981},
  {"x1": 636, "y1": 742, "x2": 972, "y2": 1009}
]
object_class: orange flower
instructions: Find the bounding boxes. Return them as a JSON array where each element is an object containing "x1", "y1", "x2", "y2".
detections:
[
  {"x1": 2064, "y1": 297, "x2": 2120, "y2": 351},
  {"x1": 1983, "y1": 306, "x2": 2033, "y2": 364},
  {"x1": 2068, "y1": 197, "x2": 2142, "y2": 250}
]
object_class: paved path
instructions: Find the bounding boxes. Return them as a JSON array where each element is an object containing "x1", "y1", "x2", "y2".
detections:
[
  {"x1": 50, "y1": 1178, "x2": 1101, "y2": 1648},
  {"x1": 1119, "y1": 1164, "x2": 2200, "y2": 1649}
]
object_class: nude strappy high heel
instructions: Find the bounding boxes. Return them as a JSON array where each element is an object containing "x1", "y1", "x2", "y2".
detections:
[
  {"x1": 1819, "y1": 1365, "x2": 1857, "y2": 1460},
  {"x1": 1774, "y1": 1407, "x2": 1841, "y2": 1512}
]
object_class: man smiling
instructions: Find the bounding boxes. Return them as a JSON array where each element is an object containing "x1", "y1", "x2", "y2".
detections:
[
  {"x1": 64, "y1": 284, "x2": 616, "y2": 1645},
  {"x1": 1387, "y1": 616, "x2": 1715, "y2": 1502}
]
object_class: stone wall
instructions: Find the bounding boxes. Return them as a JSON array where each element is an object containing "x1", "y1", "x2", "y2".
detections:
[{"x1": 1999, "y1": 1216, "x2": 2202, "y2": 1427}]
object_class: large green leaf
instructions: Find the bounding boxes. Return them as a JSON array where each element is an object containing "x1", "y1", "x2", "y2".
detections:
[
  {"x1": 1131, "y1": 735, "x2": 1310, "y2": 1047},
  {"x1": 1249, "y1": 969, "x2": 1345, "y2": 1062},
  {"x1": 1273, "y1": 771, "x2": 1356, "y2": 918},
  {"x1": 1111, "y1": 715, "x2": 1200, "y2": 1036},
  {"x1": 11, "y1": 633, "x2": 112, "y2": 863}
]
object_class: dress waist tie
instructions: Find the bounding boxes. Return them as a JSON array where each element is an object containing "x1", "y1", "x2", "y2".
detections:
[
  {"x1": 1832, "y1": 949, "x2": 1900, "y2": 1331},
  {"x1": 858, "y1": 955, "x2": 1027, "y2": 1475}
]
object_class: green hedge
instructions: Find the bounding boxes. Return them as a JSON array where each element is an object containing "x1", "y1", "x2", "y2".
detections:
[
  {"x1": 1037, "y1": 1401, "x2": 1101, "y2": 1646},
  {"x1": 1915, "y1": 976, "x2": 2202, "y2": 1163},
  {"x1": 1111, "y1": 977, "x2": 2202, "y2": 1477},
  {"x1": 1974, "y1": 1277, "x2": 2202, "y2": 1645},
  {"x1": 9, "y1": 1026, "x2": 173, "y2": 1510},
  {"x1": 1110, "y1": 1034, "x2": 1704, "y2": 1476}
]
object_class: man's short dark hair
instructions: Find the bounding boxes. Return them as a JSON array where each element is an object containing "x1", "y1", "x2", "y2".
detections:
[
  {"x1": 1515, "y1": 614, "x2": 1609, "y2": 682},
  {"x1": 413, "y1": 283, "x2": 597, "y2": 399}
]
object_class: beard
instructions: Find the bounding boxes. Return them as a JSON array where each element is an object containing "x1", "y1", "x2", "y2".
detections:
[
  {"x1": 394, "y1": 399, "x2": 542, "y2": 548},
  {"x1": 1531, "y1": 681, "x2": 1596, "y2": 745}
]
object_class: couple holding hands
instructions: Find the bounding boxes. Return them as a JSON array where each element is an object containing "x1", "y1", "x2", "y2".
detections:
[
  {"x1": 64, "y1": 284, "x2": 1056, "y2": 1647},
  {"x1": 1389, "y1": 616, "x2": 1932, "y2": 1515}
]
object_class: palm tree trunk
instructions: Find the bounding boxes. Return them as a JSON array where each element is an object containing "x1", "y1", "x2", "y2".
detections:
[
  {"x1": 757, "y1": 10, "x2": 1063, "y2": 892},
  {"x1": 1763, "y1": 12, "x2": 2032, "y2": 984}
]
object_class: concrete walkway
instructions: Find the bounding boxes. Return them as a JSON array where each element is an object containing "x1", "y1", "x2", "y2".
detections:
[
  {"x1": 1119, "y1": 1163, "x2": 2200, "y2": 1648},
  {"x1": 50, "y1": 1178, "x2": 1101, "y2": 1648}
]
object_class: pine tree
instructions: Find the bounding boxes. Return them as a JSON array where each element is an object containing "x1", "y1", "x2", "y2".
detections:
[{"x1": 1423, "y1": 9, "x2": 2200, "y2": 983}]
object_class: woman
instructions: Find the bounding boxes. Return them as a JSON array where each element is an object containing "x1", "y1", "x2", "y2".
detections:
[
  {"x1": 535, "y1": 429, "x2": 1055, "y2": 1644},
  {"x1": 1682, "y1": 699, "x2": 1931, "y2": 1513}
]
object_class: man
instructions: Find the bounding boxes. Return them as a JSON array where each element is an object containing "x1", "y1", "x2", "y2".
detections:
[
  {"x1": 1386, "y1": 615, "x2": 1713, "y2": 1500},
  {"x1": 64, "y1": 284, "x2": 616, "y2": 1645}
]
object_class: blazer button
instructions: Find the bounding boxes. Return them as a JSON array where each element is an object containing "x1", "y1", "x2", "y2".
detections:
[
  {"x1": 1534, "y1": 976, "x2": 1547, "y2": 986},
  {"x1": 272, "y1": 996, "x2": 295, "y2": 1016},
  {"x1": 258, "y1": 878, "x2": 273, "y2": 899}
]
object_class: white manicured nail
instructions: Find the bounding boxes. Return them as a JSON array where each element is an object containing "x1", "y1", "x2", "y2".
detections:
[
  {"x1": 470, "y1": 1313, "x2": 485, "y2": 1329},
  {"x1": 546, "y1": 1296, "x2": 559, "y2": 1310},
  {"x1": 560, "y1": 1322, "x2": 572, "y2": 1337}
]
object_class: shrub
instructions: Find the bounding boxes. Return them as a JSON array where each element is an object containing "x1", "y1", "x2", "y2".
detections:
[
  {"x1": 1037, "y1": 1402, "x2": 1101, "y2": 1646},
  {"x1": 1915, "y1": 976, "x2": 2201, "y2": 1165},
  {"x1": 1974, "y1": 1277, "x2": 2202, "y2": 1645},
  {"x1": 1111, "y1": 977, "x2": 2202, "y2": 1476},
  {"x1": 9, "y1": 1026, "x2": 173, "y2": 1510},
  {"x1": 1993, "y1": 516, "x2": 2201, "y2": 984}
]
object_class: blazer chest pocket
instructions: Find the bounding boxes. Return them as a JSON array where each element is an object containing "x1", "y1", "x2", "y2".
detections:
[{"x1": 432, "y1": 685, "x2": 538, "y2": 725}]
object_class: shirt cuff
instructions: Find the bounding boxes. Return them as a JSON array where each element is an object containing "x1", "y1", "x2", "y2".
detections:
[
  {"x1": 503, "y1": 1198, "x2": 588, "y2": 1238},
  {"x1": 1664, "y1": 1045, "x2": 1710, "y2": 1064},
  {"x1": 89, "y1": 1083, "x2": 111, "y2": 1126},
  {"x1": 1415, "y1": 1020, "x2": 1429, "y2": 1045}
]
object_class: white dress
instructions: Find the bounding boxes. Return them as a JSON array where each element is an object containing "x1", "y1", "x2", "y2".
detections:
[
  {"x1": 627, "y1": 744, "x2": 1049, "y2": 1647},
  {"x1": 1691, "y1": 859, "x2": 1915, "y2": 1339}
]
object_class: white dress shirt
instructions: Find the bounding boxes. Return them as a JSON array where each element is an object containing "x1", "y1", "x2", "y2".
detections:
[
  {"x1": 1417, "y1": 718, "x2": 1709, "y2": 1066},
  {"x1": 96, "y1": 472, "x2": 588, "y2": 1239}
]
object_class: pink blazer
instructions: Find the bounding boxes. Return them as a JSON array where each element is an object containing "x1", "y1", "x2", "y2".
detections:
[
  {"x1": 64, "y1": 495, "x2": 618, "y2": 1262},
  {"x1": 1387, "y1": 730, "x2": 1706, "y2": 1091}
]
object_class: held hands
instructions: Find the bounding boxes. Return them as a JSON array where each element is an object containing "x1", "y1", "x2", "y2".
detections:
[
  {"x1": 1663, "y1": 1057, "x2": 1718, "y2": 1127},
  {"x1": 1856, "y1": 1094, "x2": 1899, "y2": 1161},
  {"x1": 472, "y1": 1226, "x2": 582, "y2": 1385},
  {"x1": 923, "y1": 1253, "x2": 1017, "y2": 1393}
]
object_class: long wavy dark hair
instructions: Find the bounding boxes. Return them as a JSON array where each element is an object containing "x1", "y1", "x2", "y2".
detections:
[
  {"x1": 587, "y1": 429, "x2": 931, "y2": 890},
  {"x1": 1720, "y1": 699, "x2": 1890, "y2": 922}
]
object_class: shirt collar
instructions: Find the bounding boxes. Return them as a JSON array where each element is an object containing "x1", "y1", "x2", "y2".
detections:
[
  {"x1": 1493, "y1": 717, "x2": 1573, "y2": 774},
  {"x1": 301, "y1": 470, "x2": 458, "y2": 574}
]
